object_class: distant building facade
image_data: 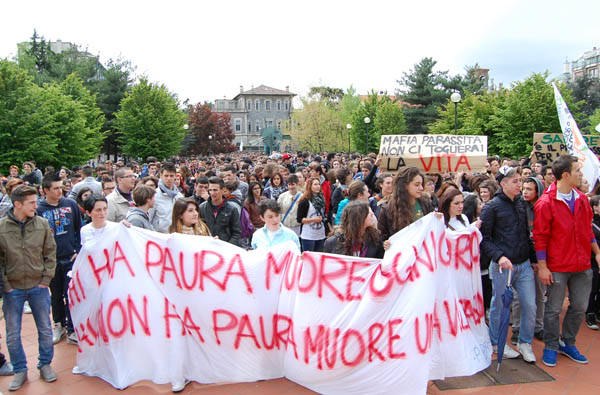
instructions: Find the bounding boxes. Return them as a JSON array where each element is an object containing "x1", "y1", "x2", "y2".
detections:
[
  {"x1": 563, "y1": 46, "x2": 600, "y2": 81},
  {"x1": 214, "y1": 85, "x2": 295, "y2": 151}
]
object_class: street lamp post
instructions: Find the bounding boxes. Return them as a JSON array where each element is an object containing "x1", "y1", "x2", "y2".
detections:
[
  {"x1": 364, "y1": 117, "x2": 371, "y2": 154},
  {"x1": 346, "y1": 123, "x2": 352, "y2": 153},
  {"x1": 450, "y1": 92, "x2": 461, "y2": 135}
]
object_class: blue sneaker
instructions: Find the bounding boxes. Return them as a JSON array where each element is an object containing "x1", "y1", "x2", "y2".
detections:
[
  {"x1": 542, "y1": 349, "x2": 557, "y2": 367},
  {"x1": 558, "y1": 343, "x2": 588, "y2": 364}
]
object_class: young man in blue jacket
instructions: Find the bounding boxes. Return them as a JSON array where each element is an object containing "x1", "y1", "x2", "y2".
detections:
[{"x1": 37, "y1": 174, "x2": 82, "y2": 346}]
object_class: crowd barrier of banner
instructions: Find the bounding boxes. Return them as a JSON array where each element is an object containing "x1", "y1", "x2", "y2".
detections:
[
  {"x1": 378, "y1": 134, "x2": 488, "y2": 173},
  {"x1": 69, "y1": 215, "x2": 491, "y2": 394},
  {"x1": 532, "y1": 132, "x2": 600, "y2": 163}
]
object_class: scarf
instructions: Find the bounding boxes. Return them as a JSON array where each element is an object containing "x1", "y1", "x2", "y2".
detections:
[
  {"x1": 311, "y1": 192, "x2": 325, "y2": 215},
  {"x1": 158, "y1": 179, "x2": 179, "y2": 199}
]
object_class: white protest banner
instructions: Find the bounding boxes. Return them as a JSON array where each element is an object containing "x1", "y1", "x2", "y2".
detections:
[
  {"x1": 379, "y1": 134, "x2": 488, "y2": 173},
  {"x1": 69, "y1": 216, "x2": 491, "y2": 394},
  {"x1": 553, "y1": 83, "x2": 600, "y2": 187}
]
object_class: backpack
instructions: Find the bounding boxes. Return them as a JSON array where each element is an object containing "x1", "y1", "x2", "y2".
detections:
[{"x1": 240, "y1": 206, "x2": 255, "y2": 239}]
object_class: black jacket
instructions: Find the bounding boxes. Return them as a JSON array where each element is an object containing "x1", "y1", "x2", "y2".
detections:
[
  {"x1": 323, "y1": 232, "x2": 384, "y2": 259},
  {"x1": 480, "y1": 190, "x2": 534, "y2": 265},
  {"x1": 199, "y1": 198, "x2": 241, "y2": 247}
]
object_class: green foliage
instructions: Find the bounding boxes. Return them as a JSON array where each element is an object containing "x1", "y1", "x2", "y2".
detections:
[
  {"x1": 488, "y1": 73, "x2": 581, "y2": 158},
  {"x1": 17, "y1": 30, "x2": 101, "y2": 87},
  {"x1": 398, "y1": 57, "x2": 451, "y2": 134},
  {"x1": 429, "y1": 91, "x2": 503, "y2": 136},
  {"x1": 0, "y1": 60, "x2": 105, "y2": 171},
  {"x1": 567, "y1": 74, "x2": 600, "y2": 128},
  {"x1": 349, "y1": 92, "x2": 406, "y2": 154},
  {"x1": 59, "y1": 74, "x2": 105, "y2": 156},
  {"x1": 586, "y1": 108, "x2": 600, "y2": 134},
  {"x1": 429, "y1": 72, "x2": 583, "y2": 158},
  {"x1": 94, "y1": 58, "x2": 135, "y2": 157},
  {"x1": 284, "y1": 98, "x2": 345, "y2": 152},
  {"x1": 115, "y1": 78, "x2": 186, "y2": 160}
]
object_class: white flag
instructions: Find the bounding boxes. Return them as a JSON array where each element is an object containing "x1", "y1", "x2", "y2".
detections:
[
  {"x1": 240, "y1": 140, "x2": 244, "y2": 152},
  {"x1": 553, "y1": 83, "x2": 600, "y2": 188}
]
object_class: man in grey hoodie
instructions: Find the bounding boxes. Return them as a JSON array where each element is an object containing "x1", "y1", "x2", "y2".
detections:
[{"x1": 511, "y1": 176, "x2": 546, "y2": 344}]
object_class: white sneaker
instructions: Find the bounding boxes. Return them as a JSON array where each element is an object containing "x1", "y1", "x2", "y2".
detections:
[
  {"x1": 66, "y1": 332, "x2": 78, "y2": 345},
  {"x1": 493, "y1": 344, "x2": 520, "y2": 359},
  {"x1": 23, "y1": 301, "x2": 32, "y2": 314},
  {"x1": 518, "y1": 342, "x2": 537, "y2": 363},
  {"x1": 52, "y1": 323, "x2": 66, "y2": 344},
  {"x1": 171, "y1": 379, "x2": 189, "y2": 392}
]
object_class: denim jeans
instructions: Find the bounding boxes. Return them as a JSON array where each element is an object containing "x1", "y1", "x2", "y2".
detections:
[
  {"x1": 544, "y1": 269, "x2": 592, "y2": 350},
  {"x1": 489, "y1": 260, "x2": 536, "y2": 345},
  {"x1": 511, "y1": 274, "x2": 546, "y2": 333},
  {"x1": 3, "y1": 286, "x2": 54, "y2": 372},
  {"x1": 301, "y1": 238, "x2": 324, "y2": 253},
  {"x1": 50, "y1": 259, "x2": 74, "y2": 333}
]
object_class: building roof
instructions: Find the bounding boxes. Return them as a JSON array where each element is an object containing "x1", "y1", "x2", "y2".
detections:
[{"x1": 234, "y1": 85, "x2": 295, "y2": 99}]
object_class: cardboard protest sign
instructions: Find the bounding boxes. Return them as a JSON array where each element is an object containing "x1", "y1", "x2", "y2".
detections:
[
  {"x1": 70, "y1": 217, "x2": 491, "y2": 394},
  {"x1": 532, "y1": 132, "x2": 600, "y2": 163},
  {"x1": 379, "y1": 134, "x2": 487, "y2": 173}
]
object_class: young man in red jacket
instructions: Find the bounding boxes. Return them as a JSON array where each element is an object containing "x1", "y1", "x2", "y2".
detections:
[{"x1": 534, "y1": 155, "x2": 600, "y2": 367}]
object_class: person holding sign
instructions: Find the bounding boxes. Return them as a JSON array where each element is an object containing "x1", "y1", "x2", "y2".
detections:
[{"x1": 377, "y1": 167, "x2": 434, "y2": 249}]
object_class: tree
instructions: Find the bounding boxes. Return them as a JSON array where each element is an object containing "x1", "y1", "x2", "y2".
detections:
[
  {"x1": 586, "y1": 108, "x2": 600, "y2": 134},
  {"x1": 428, "y1": 90, "x2": 503, "y2": 136},
  {"x1": 17, "y1": 30, "x2": 101, "y2": 87},
  {"x1": 397, "y1": 57, "x2": 450, "y2": 134},
  {"x1": 0, "y1": 60, "x2": 105, "y2": 171},
  {"x1": 115, "y1": 78, "x2": 186, "y2": 160},
  {"x1": 184, "y1": 103, "x2": 236, "y2": 156},
  {"x1": 348, "y1": 92, "x2": 406, "y2": 154},
  {"x1": 95, "y1": 58, "x2": 135, "y2": 158},
  {"x1": 444, "y1": 64, "x2": 487, "y2": 96},
  {"x1": 58, "y1": 74, "x2": 105, "y2": 159},
  {"x1": 568, "y1": 74, "x2": 600, "y2": 128},
  {"x1": 284, "y1": 98, "x2": 345, "y2": 152},
  {"x1": 308, "y1": 86, "x2": 345, "y2": 103}
]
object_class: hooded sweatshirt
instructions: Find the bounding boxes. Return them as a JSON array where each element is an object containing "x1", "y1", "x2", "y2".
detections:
[{"x1": 37, "y1": 197, "x2": 82, "y2": 260}]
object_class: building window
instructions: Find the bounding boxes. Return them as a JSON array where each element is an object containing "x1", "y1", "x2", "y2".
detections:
[
  {"x1": 235, "y1": 119, "x2": 241, "y2": 132},
  {"x1": 266, "y1": 120, "x2": 273, "y2": 128},
  {"x1": 255, "y1": 120, "x2": 261, "y2": 131},
  {"x1": 255, "y1": 100, "x2": 260, "y2": 111},
  {"x1": 277, "y1": 100, "x2": 281, "y2": 111},
  {"x1": 265, "y1": 100, "x2": 271, "y2": 111},
  {"x1": 284, "y1": 100, "x2": 289, "y2": 111},
  {"x1": 247, "y1": 100, "x2": 252, "y2": 111}
]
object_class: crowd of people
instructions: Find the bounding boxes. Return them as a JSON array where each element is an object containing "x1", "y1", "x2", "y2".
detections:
[{"x1": 0, "y1": 150, "x2": 598, "y2": 391}]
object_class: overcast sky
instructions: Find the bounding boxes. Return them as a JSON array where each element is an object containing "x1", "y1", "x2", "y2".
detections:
[{"x1": 2, "y1": 0, "x2": 598, "y2": 105}]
